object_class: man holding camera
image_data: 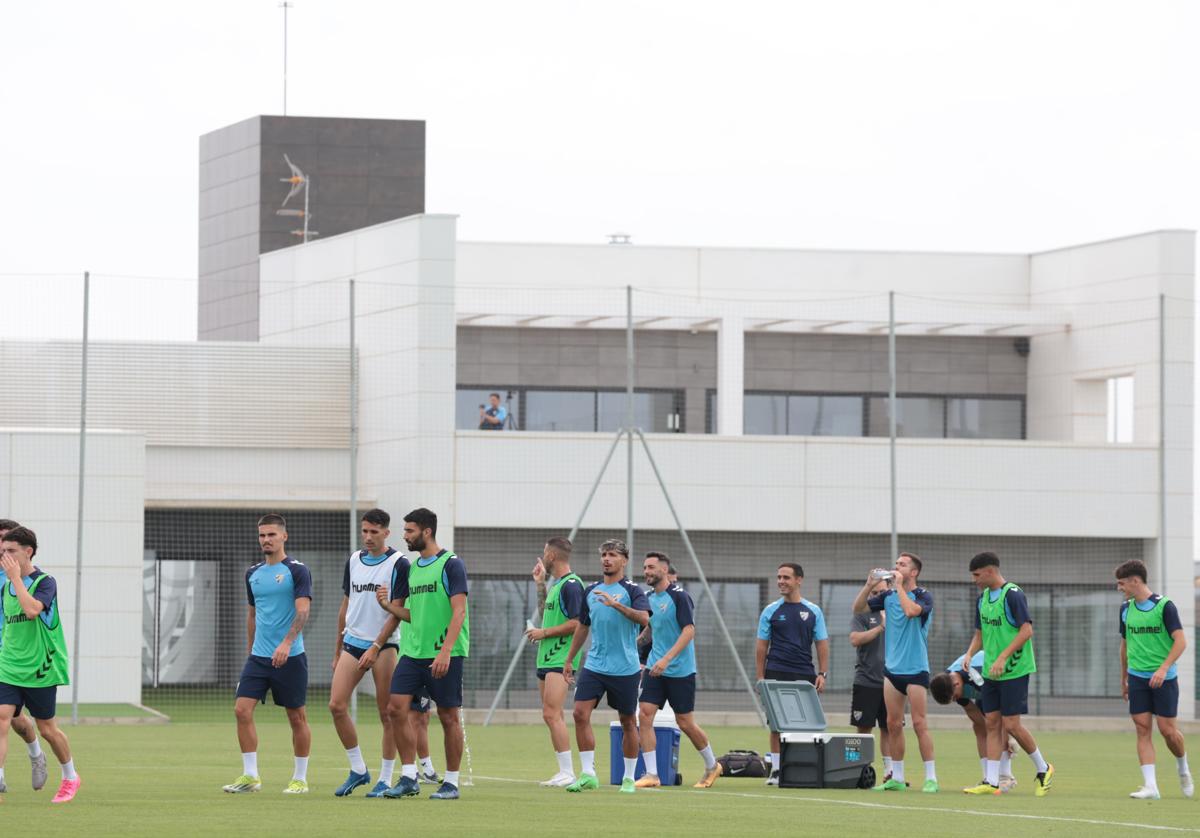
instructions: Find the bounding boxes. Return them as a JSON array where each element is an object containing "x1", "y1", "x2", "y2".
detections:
[{"x1": 478, "y1": 393, "x2": 508, "y2": 431}]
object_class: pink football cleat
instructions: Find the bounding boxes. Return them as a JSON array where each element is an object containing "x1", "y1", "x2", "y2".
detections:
[{"x1": 51, "y1": 776, "x2": 81, "y2": 803}]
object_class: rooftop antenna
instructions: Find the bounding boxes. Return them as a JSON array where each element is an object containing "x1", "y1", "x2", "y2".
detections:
[
  {"x1": 278, "y1": 153, "x2": 316, "y2": 242},
  {"x1": 279, "y1": 1, "x2": 293, "y2": 115},
  {"x1": 608, "y1": 232, "x2": 633, "y2": 245}
]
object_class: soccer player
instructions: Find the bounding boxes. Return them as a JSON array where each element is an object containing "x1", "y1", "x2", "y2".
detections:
[
  {"x1": 849, "y1": 578, "x2": 891, "y2": 783},
  {"x1": 757, "y1": 563, "x2": 829, "y2": 786},
  {"x1": 1115, "y1": 559, "x2": 1192, "y2": 799},
  {"x1": 929, "y1": 652, "x2": 1017, "y2": 792},
  {"x1": 0, "y1": 527, "x2": 79, "y2": 802},
  {"x1": 635, "y1": 552, "x2": 721, "y2": 789},
  {"x1": 375, "y1": 507, "x2": 469, "y2": 801},
  {"x1": 960, "y1": 551, "x2": 1053, "y2": 797},
  {"x1": 561, "y1": 539, "x2": 650, "y2": 794},
  {"x1": 223, "y1": 513, "x2": 313, "y2": 794},
  {"x1": 523, "y1": 536, "x2": 585, "y2": 787},
  {"x1": 0, "y1": 518, "x2": 47, "y2": 791},
  {"x1": 852, "y1": 553, "x2": 937, "y2": 793}
]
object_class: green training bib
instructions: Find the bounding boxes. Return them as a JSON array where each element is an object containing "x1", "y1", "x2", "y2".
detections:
[
  {"x1": 402, "y1": 551, "x2": 469, "y2": 659},
  {"x1": 0, "y1": 574, "x2": 70, "y2": 687},
  {"x1": 1124, "y1": 596, "x2": 1175, "y2": 673},
  {"x1": 979, "y1": 582, "x2": 1036, "y2": 681},
  {"x1": 538, "y1": 574, "x2": 584, "y2": 670}
]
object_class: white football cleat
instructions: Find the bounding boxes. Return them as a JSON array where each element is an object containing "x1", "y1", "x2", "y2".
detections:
[
  {"x1": 1180, "y1": 772, "x2": 1194, "y2": 799},
  {"x1": 539, "y1": 771, "x2": 576, "y2": 788},
  {"x1": 1130, "y1": 786, "x2": 1161, "y2": 800}
]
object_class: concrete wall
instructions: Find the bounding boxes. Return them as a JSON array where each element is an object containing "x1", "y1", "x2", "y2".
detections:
[{"x1": 0, "y1": 430, "x2": 144, "y2": 704}]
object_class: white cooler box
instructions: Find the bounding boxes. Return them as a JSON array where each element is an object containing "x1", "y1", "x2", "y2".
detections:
[{"x1": 756, "y1": 679, "x2": 875, "y2": 789}]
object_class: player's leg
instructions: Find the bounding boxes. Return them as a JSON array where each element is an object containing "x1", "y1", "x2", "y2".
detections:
[
  {"x1": 998, "y1": 677, "x2": 1051, "y2": 795},
  {"x1": 1152, "y1": 676, "x2": 1191, "y2": 797},
  {"x1": 274, "y1": 654, "x2": 311, "y2": 793},
  {"x1": 21, "y1": 687, "x2": 78, "y2": 803},
  {"x1": 382, "y1": 655, "x2": 422, "y2": 797},
  {"x1": 906, "y1": 683, "x2": 936, "y2": 792},
  {"x1": 10, "y1": 709, "x2": 46, "y2": 789},
  {"x1": 878, "y1": 676, "x2": 907, "y2": 789},
  {"x1": 963, "y1": 702, "x2": 988, "y2": 782},
  {"x1": 677, "y1": 697, "x2": 720, "y2": 789},
  {"x1": 226, "y1": 656, "x2": 270, "y2": 792},
  {"x1": 329, "y1": 649, "x2": 371, "y2": 795},
  {"x1": 428, "y1": 658, "x2": 465, "y2": 799},
  {"x1": 540, "y1": 671, "x2": 575, "y2": 786},
  {"x1": 367, "y1": 646, "x2": 398, "y2": 795},
  {"x1": 0, "y1": 701, "x2": 13, "y2": 791},
  {"x1": 613, "y1": 673, "x2": 642, "y2": 793},
  {"x1": 413, "y1": 699, "x2": 438, "y2": 776},
  {"x1": 635, "y1": 669, "x2": 663, "y2": 786},
  {"x1": 566, "y1": 667, "x2": 603, "y2": 791}
]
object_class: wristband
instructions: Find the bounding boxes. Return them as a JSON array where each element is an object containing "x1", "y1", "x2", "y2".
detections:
[
  {"x1": 370, "y1": 641, "x2": 382, "y2": 650},
  {"x1": 817, "y1": 672, "x2": 828, "y2": 679}
]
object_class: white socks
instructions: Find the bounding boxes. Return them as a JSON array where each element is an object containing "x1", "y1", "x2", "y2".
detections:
[
  {"x1": 699, "y1": 744, "x2": 717, "y2": 770},
  {"x1": 346, "y1": 746, "x2": 367, "y2": 774},
  {"x1": 444, "y1": 770, "x2": 460, "y2": 787},
  {"x1": 1142, "y1": 763, "x2": 1158, "y2": 790},
  {"x1": 1000, "y1": 750, "x2": 1012, "y2": 777},
  {"x1": 580, "y1": 750, "x2": 596, "y2": 776},
  {"x1": 379, "y1": 758, "x2": 395, "y2": 785},
  {"x1": 61, "y1": 759, "x2": 77, "y2": 781},
  {"x1": 420, "y1": 756, "x2": 436, "y2": 774},
  {"x1": 292, "y1": 756, "x2": 308, "y2": 781},
  {"x1": 1178, "y1": 755, "x2": 1190, "y2": 775},
  {"x1": 643, "y1": 750, "x2": 659, "y2": 776},
  {"x1": 622, "y1": 756, "x2": 637, "y2": 781},
  {"x1": 1029, "y1": 748, "x2": 1049, "y2": 774},
  {"x1": 892, "y1": 761, "x2": 905, "y2": 783},
  {"x1": 979, "y1": 757, "x2": 987, "y2": 778},
  {"x1": 401, "y1": 763, "x2": 418, "y2": 780},
  {"x1": 924, "y1": 760, "x2": 936, "y2": 782},
  {"x1": 27, "y1": 739, "x2": 42, "y2": 758},
  {"x1": 882, "y1": 756, "x2": 893, "y2": 776},
  {"x1": 555, "y1": 750, "x2": 574, "y2": 775},
  {"x1": 242, "y1": 752, "x2": 258, "y2": 777},
  {"x1": 985, "y1": 759, "x2": 1000, "y2": 786},
  {"x1": 770, "y1": 752, "x2": 780, "y2": 773}
]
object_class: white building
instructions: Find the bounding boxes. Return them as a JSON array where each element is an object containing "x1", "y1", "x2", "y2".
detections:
[{"x1": 2, "y1": 215, "x2": 1192, "y2": 716}]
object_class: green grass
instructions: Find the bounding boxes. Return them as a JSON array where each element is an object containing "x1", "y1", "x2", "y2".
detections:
[{"x1": 1, "y1": 715, "x2": 1195, "y2": 836}]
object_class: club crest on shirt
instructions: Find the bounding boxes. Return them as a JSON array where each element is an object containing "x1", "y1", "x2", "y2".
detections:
[
  {"x1": 657, "y1": 601, "x2": 668, "y2": 612},
  {"x1": 275, "y1": 573, "x2": 285, "y2": 583},
  {"x1": 799, "y1": 612, "x2": 809, "y2": 622}
]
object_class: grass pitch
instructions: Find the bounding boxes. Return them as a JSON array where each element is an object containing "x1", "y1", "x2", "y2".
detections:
[{"x1": 1, "y1": 714, "x2": 1195, "y2": 836}]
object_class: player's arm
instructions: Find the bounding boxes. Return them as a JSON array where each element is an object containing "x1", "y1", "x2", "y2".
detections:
[
  {"x1": 563, "y1": 623, "x2": 590, "y2": 685},
  {"x1": 597, "y1": 591, "x2": 649, "y2": 626},
  {"x1": 334, "y1": 595, "x2": 349, "y2": 670},
  {"x1": 849, "y1": 619, "x2": 884, "y2": 647},
  {"x1": 1151, "y1": 602, "x2": 1187, "y2": 689},
  {"x1": 814, "y1": 638, "x2": 829, "y2": 693},
  {"x1": 894, "y1": 586, "x2": 924, "y2": 618},
  {"x1": 432, "y1": 592, "x2": 468, "y2": 678},
  {"x1": 358, "y1": 613, "x2": 401, "y2": 672},
  {"x1": 246, "y1": 606, "x2": 255, "y2": 655},
  {"x1": 532, "y1": 558, "x2": 548, "y2": 620},
  {"x1": 1119, "y1": 638, "x2": 1129, "y2": 701},
  {"x1": 963, "y1": 628, "x2": 982, "y2": 669},
  {"x1": 0, "y1": 571, "x2": 45, "y2": 618},
  {"x1": 649, "y1": 624, "x2": 694, "y2": 677},
  {"x1": 272, "y1": 596, "x2": 311, "y2": 667},
  {"x1": 851, "y1": 570, "x2": 880, "y2": 613},
  {"x1": 755, "y1": 638, "x2": 768, "y2": 681}
]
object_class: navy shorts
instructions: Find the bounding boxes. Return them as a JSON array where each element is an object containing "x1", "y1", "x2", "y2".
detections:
[
  {"x1": 0, "y1": 682, "x2": 58, "y2": 720},
  {"x1": 390, "y1": 655, "x2": 463, "y2": 709},
  {"x1": 639, "y1": 672, "x2": 697, "y2": 714},
  {"x1": 884, "y1": 669, "x2": 930, "y2": 694},
  {"x1": 537, "y1": 666, "x2": 566, "y2": 681},
  {"x1": 1128, "y1": 674, "x2": 1179, "y2": 718},
  {"x1": 342, "y1": 642, "x2": 399, "y2": 659},
  {"x1": 236, "y1": 653, "x2": 308, "y2": 709},
  {"x1": 575, "y1": 668, "x2": 640, "y2": 716},
  {"x1": 850, "y1": 683, "x2": 888, "y2": 731},
  {"x1": 980, "y1": 675, "x2": 1029, "y2": 716},
  {"x1": 764, "y1": 668, "x2": 816, "y2": 685}
]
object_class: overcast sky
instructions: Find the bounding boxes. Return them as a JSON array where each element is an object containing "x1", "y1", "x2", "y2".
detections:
[{"x1": 1, "y1": 0, "x2": 1197, "y2": 337}]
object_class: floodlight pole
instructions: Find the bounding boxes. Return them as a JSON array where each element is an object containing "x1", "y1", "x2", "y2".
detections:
[
  {"x1": 1158, "y1": 292, "x2": 1166, "y2": 587},
  {"x1": 349, "y1": 278, "x2": 358, "y2": 723},
  {"x1": 888, "y1": 291, "x2": 898, "y2": 561},
  {"x1": 70, "y1": 271, "x2": 89, "y2": 725}
]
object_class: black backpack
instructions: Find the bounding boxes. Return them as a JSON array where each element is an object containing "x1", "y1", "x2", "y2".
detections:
[{"x1": 716, "y1": 750, "x2": 769, "y2": 778}]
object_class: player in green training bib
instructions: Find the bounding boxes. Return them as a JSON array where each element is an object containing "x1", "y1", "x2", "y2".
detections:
[
  {"x1": 375, "y1": 507, "x2": 469, "y2": 800},
  {"x1": 524, "y1": 536, "x2": 585, "y2": 787},
  {"x1": 961, "y1": 552, "x2": 1053, "y2": 797},
  {"x1": 1115, "y1": 559, "x2": 1192, "y2": 800},
  {"x1": 0, "y1": 527, "x2": 80, "y2": 803}
]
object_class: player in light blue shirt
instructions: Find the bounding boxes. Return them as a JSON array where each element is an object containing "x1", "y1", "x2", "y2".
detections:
[
  {"x1": 224, "y1": 514, "x2": 314, "y2": 795},
  {"x1": 853, "y1": 552, "x2": 938, "y2": 793},
  {"x1": 635, "y1": 551, "x2": 722, "y2": 789},
  {"x1": 562, "y1": 539, "x2": 650, "y2": 794}
]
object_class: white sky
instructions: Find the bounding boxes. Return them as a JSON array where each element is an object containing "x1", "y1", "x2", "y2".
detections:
[{"x1": 0, "y1": 0, "x2": 1197, "y2": 337}]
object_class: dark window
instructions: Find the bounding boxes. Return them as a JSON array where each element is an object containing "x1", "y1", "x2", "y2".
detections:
[
  {"x1": 787, "y1": 395, "x2": 864, "y2": 436},
  {"x1": 524, "y1": 390, "x2": 595, "y2": 432},
  {"x1": 947, "y1": 397, "x2": 1024, "y2": 439},
  {"x1": 867, "y1": 396, "x2": 945, "y2": 438}
]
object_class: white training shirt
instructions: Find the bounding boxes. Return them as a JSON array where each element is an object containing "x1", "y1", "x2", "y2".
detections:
[{"x1": 341, "y1": 548, "x2": 406, "y2": 648}]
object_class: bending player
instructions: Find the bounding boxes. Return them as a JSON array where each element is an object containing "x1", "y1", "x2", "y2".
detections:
[
  {"x1": 0, "y1": 519, "x2": 47, "y2": 792},
  {"x1": 961, "y1": 552, "x2": 1053, "y2": 796},
  {"x1": 1115, "y1": 559, "x2": 1191, "y2": 799},
  {"x1": 929, "y1": 652, "x2": 1016, "y2": 791},
  {"x1": 223, "y1": 514, "x2": 313, "y2": 794},
  {"x1": 562, "y1": 539, "x2": 650, "y2": 794},
  {"x1": 852, "y1": 554, "x2": 938, "y2": 793},
  {"x1": 0, "y1": 527, "x2": 79, "y2": 802},
  {"x1": 524, "y1": 536, "x2": 584, "y2": 787},
  {"x1": 635, "y1": 552, "x2": 721, "y2": 789}
]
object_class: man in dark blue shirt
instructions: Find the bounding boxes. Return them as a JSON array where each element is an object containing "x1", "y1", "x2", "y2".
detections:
[{"x1": 756, "y1": 563, "x2": 828, "y2": 786}]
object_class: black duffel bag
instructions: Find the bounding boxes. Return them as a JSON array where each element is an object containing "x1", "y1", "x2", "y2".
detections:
[{"x1": 716, "y1": 750, "x2": 769, "y2": 778}]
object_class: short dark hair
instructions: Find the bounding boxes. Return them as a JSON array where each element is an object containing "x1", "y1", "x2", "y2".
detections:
[
  {"x1": 361, "y1": 508, "x2": 390, "y2": 528},
  {"x1": 489, "y1": 392, "x2": 501, "y2": 400},
  {"x1": 1, "y1": 525, "x2": 37, "y2": 556},
  {"x1": 1115, "y1": 559, "x2": 1148, "y2": 583},
  {"x1": 900, "y1": 552, "x2": 923, "y2": 575},
  {"x1": 0, "y1": 519, "x2": 20, "y2": 533},
  {"x1": 258, "y1": 513, "x2": 287, "y2": 530},
  {"x1": 599, "y1": 539, "x2": 629, "y2": 558},
  {"x1": 545, "y1": 536, "x2": 572, "y2": 558},
  {"x1": 778, "y1": 562, "x2": 804, "y2": 578},
  {"x1": 929, "y1": 671, "x2": 958, "y2": 705},
  {"x1": 969, "y1": 552, "x2": 1000, "y2": 572},
  {"x1": 404, "y1": 508, "x2": 438, "y2": 538},
  {"x1": 645, "y1": 551, "x2": 672, "y2": 572}
]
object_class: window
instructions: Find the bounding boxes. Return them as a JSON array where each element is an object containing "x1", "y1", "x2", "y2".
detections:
[
  {"x1": 524, "y1": 390, "x2": 595, "y2": 432},
  {"x1": 455, "y1": 388, "x2": 519, "y2": 431},
  {"x1": 597, "y1": 391, "x2": 680, "y2": 433},
  {"x1": 1107, "y1": 376, "x2": 1134, "y2": 443},
  {"x1": 788, "y1": 395, "x2": 864, "y2": 436},
  {"x1": 459, "y1": 386, "x2": 683, "y2": 432},
  {"x1": 744, "y1": 394, "x2": 787, "y2": 435},
  {"x1": 946, "y1": 398, "x2": 1024, "y2": 440},
  {"x1": 867, "y1": 396, "x2": 945, "y2": 438}
]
